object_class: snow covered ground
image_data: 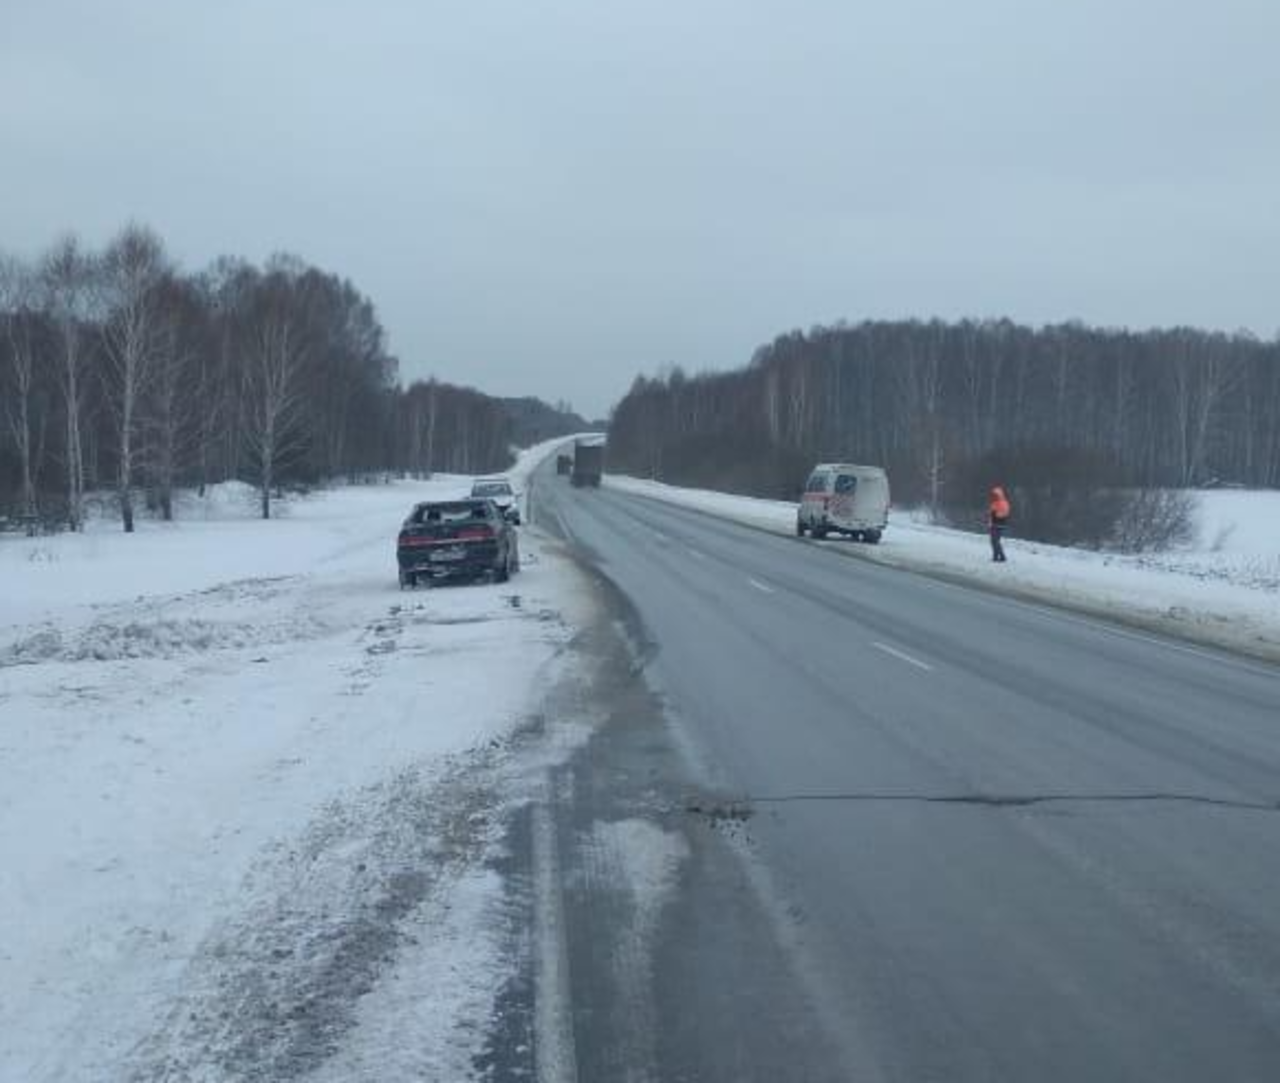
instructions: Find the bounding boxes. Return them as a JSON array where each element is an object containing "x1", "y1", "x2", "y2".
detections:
[
  {"x1": 606, "y1": 476, "x2": 1280, "y2": 662},
  {"x1": 0, "y1": 440, "x2": 590, "y2": 1082}
]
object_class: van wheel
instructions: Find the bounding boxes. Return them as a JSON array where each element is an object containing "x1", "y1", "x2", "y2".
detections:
[
  {"x1": 812, "y1": 524, "x2": 828, "y2": 539},
  {"x1": 796, "y1": 518, "x2": 806, "y2": 537},
  {"x1": 864, "y1": 530, "x2": 882, "y2": 545}
]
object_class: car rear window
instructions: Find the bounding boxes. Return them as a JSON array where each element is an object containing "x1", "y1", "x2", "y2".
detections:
[
  {"x1": 806, "y1": 474, "x2": 829, "y2": 493},
  {"x1": 412, "y1": 502, "x2": 491, "y2": 524},
  {"x1": 472, "y1": 482, "x2": 512, "y2": 497}
]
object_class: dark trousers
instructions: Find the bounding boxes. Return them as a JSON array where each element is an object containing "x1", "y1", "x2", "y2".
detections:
[{"x1": 989, "y1": 523, "x2": 1007, "y2": 562}]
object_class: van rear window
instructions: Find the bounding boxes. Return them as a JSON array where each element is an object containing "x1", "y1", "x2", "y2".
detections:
[{"x1": 835, "y1": 475, "x2": 858, "y2": 495}]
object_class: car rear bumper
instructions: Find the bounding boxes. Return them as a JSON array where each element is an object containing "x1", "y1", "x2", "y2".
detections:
[{"x1": 398, "y1": 542, "x2": 500, "y2": 578}]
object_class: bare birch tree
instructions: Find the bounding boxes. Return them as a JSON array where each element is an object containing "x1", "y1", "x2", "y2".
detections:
[
  {"x1": 0, "y1": 257, "x2": 41, "y2": 531},
  {"x1": 100, "y1": 225, "x2": 168, "y2": 532},
  {"x1": 240, "y1": 273, "x2": 311, "y2": 519},
  {"x1": 423, "y1": 378, "x2": 439, "y2": 475},
  {"x1": 41, "y1": 236, "x2": 97, "y2": 531},
  {"x1": 148, "y1": 275, "x2": 207, "y2": 520}
]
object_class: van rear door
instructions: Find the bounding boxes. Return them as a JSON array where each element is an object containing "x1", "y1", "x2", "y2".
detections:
[
  {"x1": 801, "y1": 471, "x2": 829, "y2": 521},
  {"x1": 853, "y1": 473, "x2": 890, "y2": 526},
  {"x1": 829, "y1": 474, "x2": 859, "y2": 525}
]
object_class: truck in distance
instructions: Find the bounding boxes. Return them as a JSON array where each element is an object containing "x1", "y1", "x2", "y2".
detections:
[{"x1": 571, "y1": 439, "x2": 604, "y2": 488}]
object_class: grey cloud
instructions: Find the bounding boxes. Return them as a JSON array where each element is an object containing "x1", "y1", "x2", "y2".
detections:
[{"x1": 2, "y1": 0, "x2": 1277, "y2": 416}]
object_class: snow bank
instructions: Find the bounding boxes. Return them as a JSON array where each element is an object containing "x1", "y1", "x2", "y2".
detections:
[
  {"x1": 0, "y1": 434, "x2": 586, "y2": 638},
  {"x1": 0, "y1": 459, "x2": 595, "y2": 1082},
  {"x1": 174, "y1": 479, "x2": 261, "y2": 519},
  {"x1": 0, "y1": 478, "x2": 462, "y2": 633},
  {"x1": 1196, "y1": 489, "x2": 1280, "y2": 554},
  {"x1": 606, "y1": 475, "x2": 1280, "y2": 662},
  {"x1": 3, "y1": 615, "x2": 307, "y2": 665}
]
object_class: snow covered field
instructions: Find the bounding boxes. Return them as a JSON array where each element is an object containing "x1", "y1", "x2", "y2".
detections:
[
  {"x1": 0, "y1": 442, "x2": 590, "y2": 1081},
  {"x1": 606, "y1": 476, "x2": 1280, "y2": 662}
]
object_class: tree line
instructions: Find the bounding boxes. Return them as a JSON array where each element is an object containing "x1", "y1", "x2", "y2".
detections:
[
  {"x1": 0, "y1": 224, "x2": 514, "y2": 531},
  {"x1": 608, "y1": 317, "x2": 1280, "y2": 521}
]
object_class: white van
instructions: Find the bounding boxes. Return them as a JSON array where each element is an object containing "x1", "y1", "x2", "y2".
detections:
[{"x1": 796, "y1": 463, "x2": 890, "y2": 543}]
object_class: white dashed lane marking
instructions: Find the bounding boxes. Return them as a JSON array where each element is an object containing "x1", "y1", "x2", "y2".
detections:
[{"x1": 870, "y1": 641, "x2": 934, "y2": 672}]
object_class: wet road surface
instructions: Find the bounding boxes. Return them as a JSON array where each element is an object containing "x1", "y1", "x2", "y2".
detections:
[{"x1": 530, "y1": 467, "x2": 1280, "y2": 1083}]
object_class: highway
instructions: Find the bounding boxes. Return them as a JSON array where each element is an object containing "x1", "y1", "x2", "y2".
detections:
[{"x1": 532, "y1": 467, "x2": 1280, "y2": 1083}]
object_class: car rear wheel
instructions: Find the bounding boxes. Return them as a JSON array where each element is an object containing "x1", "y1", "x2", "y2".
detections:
[{"x1": 812, "y1": 523, "x2": 828, "y2": 539}]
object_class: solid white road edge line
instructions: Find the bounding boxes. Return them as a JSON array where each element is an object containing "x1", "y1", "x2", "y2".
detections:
[
  {"x1": 870, "y1": 641, "x2": 934, "y2": 672},
  {"x1": 532, "y1": 800, "x2": 579, "y2": 1083}
]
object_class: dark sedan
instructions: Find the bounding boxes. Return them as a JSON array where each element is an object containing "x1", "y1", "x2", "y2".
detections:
[{"x1": 396, "y1": 499, "x2": 520, "y2": 588}]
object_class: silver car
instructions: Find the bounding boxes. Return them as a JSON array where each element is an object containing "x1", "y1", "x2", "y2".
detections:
[{"x1": 470, "y1": 477, "x2": 521, "y2": 524}]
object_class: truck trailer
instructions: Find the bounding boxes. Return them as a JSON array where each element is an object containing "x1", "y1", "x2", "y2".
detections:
[{"x1": 571, "y1": 440, "x2": 604, "y2": 488}]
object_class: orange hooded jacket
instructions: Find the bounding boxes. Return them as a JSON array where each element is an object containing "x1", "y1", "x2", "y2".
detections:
[{"x1": 989, "y1": 486, "x2": 1010, "y2": 524}]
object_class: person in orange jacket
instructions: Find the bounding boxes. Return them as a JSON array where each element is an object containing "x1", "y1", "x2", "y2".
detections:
[{"x1": 988, "y1": 485, "x2": 1011, "y2": 562}]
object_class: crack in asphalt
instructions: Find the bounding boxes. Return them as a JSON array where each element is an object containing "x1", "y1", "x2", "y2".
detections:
[{"x1": 687, "y1": 792, "x2": 1280, "y2": 817}]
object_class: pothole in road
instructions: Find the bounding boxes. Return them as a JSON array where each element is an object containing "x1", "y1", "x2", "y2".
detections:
[
  {"x1": 685, "y1": 799, "x2": 757, "y2": 841},
  {"x1": 685, "y1": 799, "x2": 755, "y2": 823}
]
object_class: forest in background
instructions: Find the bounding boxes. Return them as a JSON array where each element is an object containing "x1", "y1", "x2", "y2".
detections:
[
  {"x1": 608, "y1": 318, "x2": 1280, "y2": 547},
  {"x1": 0, "y1": 224, "x2": 566, "y2": 530},
  {"x1": 10, "y1": 225, "x2": 1277, "y2": 553}
]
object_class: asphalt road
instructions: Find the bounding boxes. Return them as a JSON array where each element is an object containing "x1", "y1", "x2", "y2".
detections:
[{"x1": 533, "y1": 468, "x2": 1280, "y2": 1083}]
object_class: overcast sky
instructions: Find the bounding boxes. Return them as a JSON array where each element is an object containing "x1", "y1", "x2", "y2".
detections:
[{"x1": 2, "y1": 0, "x2": 1277, "y2": 417}]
